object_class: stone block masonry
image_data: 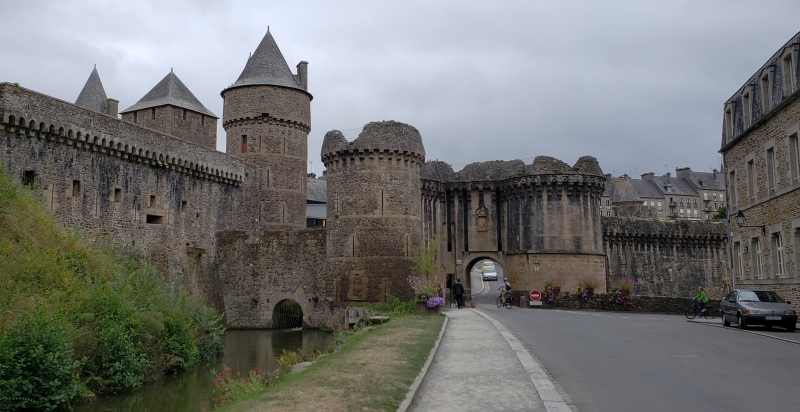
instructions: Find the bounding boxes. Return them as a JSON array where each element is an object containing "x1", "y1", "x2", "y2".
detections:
[{"x1": 603, "y1": 217, "x2": 729, "y2": 299}]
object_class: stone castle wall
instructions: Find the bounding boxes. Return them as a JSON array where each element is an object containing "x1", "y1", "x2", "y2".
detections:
[
  {"x1": 121, "y1": 105, "x2": 217, "y2": 150},
  {"x1": 0, "y1": 83, "x2": 251, "y2": 311},
  {"x1": 215, "y1": 227, "x2": 334, "y2": 328},
  {"x1": 603, "y1": 217, "x2": 729, "y2": 299}
]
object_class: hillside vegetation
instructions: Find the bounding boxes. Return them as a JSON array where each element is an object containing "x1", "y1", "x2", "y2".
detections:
[{"x1": 0, "y1": 167, "x2": 225, "y2": 411}]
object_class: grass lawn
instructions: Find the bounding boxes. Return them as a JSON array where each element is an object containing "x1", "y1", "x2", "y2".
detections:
[{"x1": 220, "y1": 314, "x2": 444, "y2": 412}]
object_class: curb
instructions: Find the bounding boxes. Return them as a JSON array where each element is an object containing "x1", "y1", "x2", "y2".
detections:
[
  {"x1": 473, "y1": 309, "x2": 576, "y2": 412},
  {"x1": 396, "y1": 315, "x2": 448, "y2": 412},
  {"x1": 688, "y1": 319, "x2": 800, "y2": 346}
]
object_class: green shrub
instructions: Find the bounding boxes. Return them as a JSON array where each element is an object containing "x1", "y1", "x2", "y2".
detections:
[
  {"x1": 0, "y1": 166, "x2": 227, "y2": 404},
  {"x1": 0, "y1": 305, "x2": 79, "y2": 411}
]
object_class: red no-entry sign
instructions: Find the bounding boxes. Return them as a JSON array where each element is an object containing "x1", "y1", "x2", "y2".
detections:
[{"x1": 530, "y1": 289, "x2": 541, "y2": 301}]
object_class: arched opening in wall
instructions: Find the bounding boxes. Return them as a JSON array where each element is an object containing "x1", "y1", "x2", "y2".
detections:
[
  {"x1": 272, "y1": 299, "x2": 303, "y2": 329},
  {"x1": 467, "y1": 258, "x2": 502, "y2": 284}
]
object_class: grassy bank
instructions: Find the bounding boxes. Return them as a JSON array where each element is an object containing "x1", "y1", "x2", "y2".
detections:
[
  {"x1": 0, "y1": 167, "x2": 225, "y2": 410},
  {"x1": 219, "y1": 314, "x2": 444, "y2": 412}
]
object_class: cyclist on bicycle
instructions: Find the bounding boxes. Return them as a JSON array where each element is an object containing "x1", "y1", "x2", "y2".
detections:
[
  {"x1": 694, "y1": 286, "x2": 708, "y2": 315},
  {"x1": 500, "y1": 278, "x2": 512, "y2": 303}
]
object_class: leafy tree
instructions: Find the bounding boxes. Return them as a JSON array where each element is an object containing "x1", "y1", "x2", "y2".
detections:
[
  {"x1": 712, "y1": 206, "x2": 727, "y2": 219},
  {"x1": 412, "y1": 240, "x2": 437, "y2": 278}
]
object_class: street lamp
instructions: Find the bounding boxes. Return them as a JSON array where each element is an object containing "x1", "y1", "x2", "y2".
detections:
[{"x1": 734, "y1": 210, "x2": 764, "y2": 233}]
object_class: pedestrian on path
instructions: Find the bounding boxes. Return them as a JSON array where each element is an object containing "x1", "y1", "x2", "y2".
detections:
[{"x1": 453, "y1": 279, "x2": 465, "y2": 309}]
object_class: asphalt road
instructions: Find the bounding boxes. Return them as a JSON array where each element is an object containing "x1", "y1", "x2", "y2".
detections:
[{"x1": 471, "y1": 280, "x2": 800, "y2": 412}]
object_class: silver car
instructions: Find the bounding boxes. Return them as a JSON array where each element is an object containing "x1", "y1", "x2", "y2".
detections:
[
  {"x1": 720, "y1": 289, "x2": 797, "y2": 331},
  {"x1": 482, "y1": 269, "x2": 497, "y2": 281}
]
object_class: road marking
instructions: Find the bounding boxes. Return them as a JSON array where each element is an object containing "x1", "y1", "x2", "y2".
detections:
[{"x1": 473, "y1": 309, "x2": 575, "y2": 412}]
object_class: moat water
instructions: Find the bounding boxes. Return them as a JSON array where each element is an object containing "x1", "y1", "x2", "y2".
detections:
[{"x1": 74, "y1": 329, "x2": 334, "y2": 412}]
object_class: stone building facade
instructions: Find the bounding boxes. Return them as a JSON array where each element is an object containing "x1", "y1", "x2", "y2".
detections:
[{"x1": 721, "y1": 31, "x2": 800, "y2": 306}]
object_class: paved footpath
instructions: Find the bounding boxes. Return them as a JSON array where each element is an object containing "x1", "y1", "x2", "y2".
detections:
[{"x1": 407, "y1": 308, "x2": 573, "y2": 412}]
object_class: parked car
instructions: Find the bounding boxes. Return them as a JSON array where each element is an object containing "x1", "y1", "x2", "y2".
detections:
[
  {"x1": 720, "y1": 289, "x2": 797, "y2": 331},
  {"x1": 482, "y1": 268, "x2": 497, "y2": 281}
]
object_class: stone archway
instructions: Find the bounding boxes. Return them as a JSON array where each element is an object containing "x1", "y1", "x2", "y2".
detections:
[
  {"x1": 272, "y1": 299, "x2": 304, "y2": 329},
  {"x1": 462, "y1": 253, "x2": 507, "y2": 306}
]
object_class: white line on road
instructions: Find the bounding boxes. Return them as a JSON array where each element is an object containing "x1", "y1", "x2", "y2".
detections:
[{"x1": 473, "y1": 309, "x2": 575, "y2": 412}]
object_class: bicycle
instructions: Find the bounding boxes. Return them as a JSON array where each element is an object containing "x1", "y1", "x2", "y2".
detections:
[
  {"x1": 495, "y1": 294, "x2": 514, "y2": 309},
  {"x1": 684, "y1": 300, "x2": 716, "y2": 320}
]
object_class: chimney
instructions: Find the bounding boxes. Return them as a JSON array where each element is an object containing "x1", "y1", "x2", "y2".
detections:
[
  {"x1": 296, "y1": 61, "x2": 308, "y2": 91},
  {"x1": 641, "y1": 172, "x2": 655, "y2": 180},
  {"x1": 106, "y1": 98, "x2": 119, "y2": 117},
  {"x1": 675, "y1": 167, "x2": 691, "y2": 179},
  {"x1": 712, "y1": 168, "x2": 718, "y2": 179}
]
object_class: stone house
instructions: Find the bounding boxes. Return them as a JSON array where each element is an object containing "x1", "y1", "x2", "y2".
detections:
[{"x1": 721, "y1": 31, "x2": 800, "y2": 304}]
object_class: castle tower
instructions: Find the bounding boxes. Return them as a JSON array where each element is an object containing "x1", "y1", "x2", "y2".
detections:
[
  {"x1": 120, "y1": 69, "x2": 218, "y2": 148},
  {"x1": 221, "y1": 30, "x2": 312, "y2": 229},
  {"x1": 321, "y1": 121, "x2": 426, "y2": 302},
  {"x1": 75, "y1": 66, "x2": 118, "y2": 117}
]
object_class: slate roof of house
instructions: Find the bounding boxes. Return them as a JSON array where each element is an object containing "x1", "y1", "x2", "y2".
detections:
[
  {"x1": 611, "y1": 179, "x2": 642, "y2": 203},
  {"x1": 687, "y1": 171, "x2": 725, "y2": 192},
  {"x1": 629, "y1": 179, "x2": 662, "y2": 199},
  {"x1": 307, "y1": 178, "x2": 327, "y2": 204},
  {"x1": 222, "y1": 30, "x2": 310, "y2": 97},
  {"x1": 120, "y1": 70, "x2": 217, "y2": 117},
  {"x1": 75, "y1": 66, "x2": 108, "y2": 113},
  {"x1": 650, "y1": 175, "x2": 698, "y2": 197}
]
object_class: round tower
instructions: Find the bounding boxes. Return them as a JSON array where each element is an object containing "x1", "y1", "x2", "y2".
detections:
[
  {"x1": 221, "y1": 30, "x2": 311, "y2": 228},
  {"x1": 321, "y1": 121, "x2": 426, "y2": 302}
]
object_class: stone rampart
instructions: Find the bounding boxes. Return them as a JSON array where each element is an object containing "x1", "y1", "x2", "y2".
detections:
[{"x1": 603, "y1": 217, "x2": 729, "y2": 299}]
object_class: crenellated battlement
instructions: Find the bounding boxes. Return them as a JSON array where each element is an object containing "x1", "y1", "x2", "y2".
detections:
[
  {"x1": 0, "y1": 83, "x2": 244, "y2": 185},
  {"x1": 222, "y1": 112, "x2": 311, "y2": 133}
]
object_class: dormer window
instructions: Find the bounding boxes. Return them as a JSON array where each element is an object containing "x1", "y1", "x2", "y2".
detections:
[
  {"x1": 761, "y1": 69, "x2": 773, "y2": 112},
  {"x1": 743, "y1": 89, "x2": 752, "y2": 128},
  {"x1": 783, "y1": 50, "x2": 796, "y2": 96}
]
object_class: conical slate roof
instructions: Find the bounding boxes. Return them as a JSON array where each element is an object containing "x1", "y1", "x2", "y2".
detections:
[
  {"x1": 75, "y1": 66, "x2": 108, "y2": 113},
  {"x1": 120, "y1": 70, "x2": 217, "y2": 118},
  {"x1": 222, "y1": 30, "x2": 310, "y2": 97}
]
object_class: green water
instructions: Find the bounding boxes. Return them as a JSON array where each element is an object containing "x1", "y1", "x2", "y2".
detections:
[{"x1": 74, "y1": 329, "x2": 334, "y2": 412}]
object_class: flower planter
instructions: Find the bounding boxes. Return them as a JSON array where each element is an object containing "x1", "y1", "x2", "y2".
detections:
[{"x1": 416, "y1": 301, "x2": 441, "y2": 315}]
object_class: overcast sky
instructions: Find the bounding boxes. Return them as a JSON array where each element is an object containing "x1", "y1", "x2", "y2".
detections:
[{"x1": 4, "y1": 0, "x2": 800, "y2": 178}]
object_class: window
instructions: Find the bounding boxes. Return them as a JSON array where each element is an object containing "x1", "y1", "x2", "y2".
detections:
[
  {"x1": 729, "y1": 171, "x2": 738, "y2": 206},
  {"x1": 151, "y1": 108, "x2": 156, "y2": 119},
  {"x1": 241, "y1": 135, "x2": 248, "y2": 153},
  {"x1": 766, "y1": 147, "x2": 778, "y2": 193},
  {"x1": 761, "y1": 72, "x2": 772, "y2": 112},
  {"x1": 725, "y1": 106, "x2": 734, "y2": 141},
  {"x1": 114, "y1": 188, "x2": 122, "y2": 203},
  {"x1": 795, "y1": 228, "x2": 800, "y2": 277},
  {"x1": 679, "y1": 208, "x2": 684, "y2": 217},
  {"x1": 22, "y1": 170, "x2": 35, "y2": 188},
  {"x1": 743, "y1": 91, "x2": 752, "y2": 128},
  {"x1": 720, "y1": 194, "x2": 724, "y2": 202},
  {"x1": 693, "y1": 210, "x2": 698, "y2": 218},
  {"x1": 790, "y1": 133, "x2": 800, "y2": 181},
  {"x1": 133, "y1": 112, "x2": 138, "y2": 123},
  {"x1": 657, "y1": 201, "x2": 662, "y2": 211},
  {"x1": 201, "y1": 115, "x2": 205, "y2": 125},
  {"x1": 650, "y1": 201, "x2": 654, "y2": 207},
  {"x1": 783, "y1": 53, "x2": 795, "y2": 96},
  {"x1": 746, "y1": 159, "x2": 756, "y2": 201},
  {"x1": 181, "y1": 200, "x2": 187, "y2": 212},
  {"x1": 146, "y1": 214, "x2": 164, "y2": 224},
  {"x1": 72, "y1": 180, "x2": 81, "y2": 198},
  {"x1": 772, "y1": 231, "x2": 786, "y2": 277},
  {"x1": 733, "y1": 242, "x2": 743, "y2": 279},
  {"x1": 752, "y1": 237, "x2": 764, "y2": 278},
  {"x1": 703, "y1": 192, "x2": 708, "y2": 200},
  {"x1": 182, "y1": 109, "x2": 187, "y2": 120},
  {"x1": 713, "y1": 193, "x2": 717, "y2": 201}
]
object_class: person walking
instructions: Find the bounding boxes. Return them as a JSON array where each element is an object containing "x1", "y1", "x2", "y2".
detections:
[{"x1": 453, "y1": 279, "x2": 465, "y2": 309}]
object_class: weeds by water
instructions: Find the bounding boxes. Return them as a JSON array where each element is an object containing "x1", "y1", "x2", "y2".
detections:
[{"x1": 0, "y1": 166, "x2": 225, "y2": 410}]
